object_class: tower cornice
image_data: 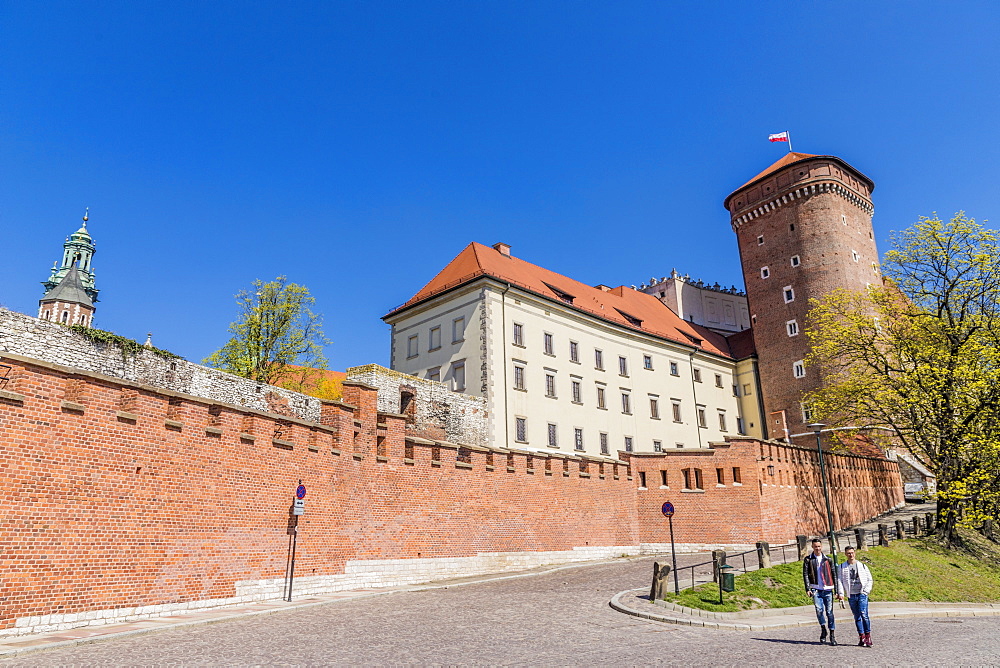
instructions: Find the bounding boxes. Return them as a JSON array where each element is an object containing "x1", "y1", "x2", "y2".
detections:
[{"x1": 724, "y1": 154, "x2": 874, "y2": 214}]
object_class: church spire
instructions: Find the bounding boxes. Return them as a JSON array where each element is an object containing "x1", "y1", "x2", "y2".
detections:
[{"x1": 39, "y1": 210, "x2": 99, "y2": 326}]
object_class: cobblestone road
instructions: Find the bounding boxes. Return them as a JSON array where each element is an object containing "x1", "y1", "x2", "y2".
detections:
[{"x1": 7, "y1": 548, "x2": 998, "y2": 666}]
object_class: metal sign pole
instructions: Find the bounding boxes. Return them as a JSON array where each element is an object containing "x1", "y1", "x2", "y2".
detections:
[
  {"x1": 287, "y1": 519, "x2": 298, "y2": 602},
  {"x1": 669, "y1": 515, "x2": 679, "y2": 594}
]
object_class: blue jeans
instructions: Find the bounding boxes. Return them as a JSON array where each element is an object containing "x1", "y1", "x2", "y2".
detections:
[
  {"x1": 812, "y1": 589, "x2": 835, "y2": 629},
  {"x1": 848, "y1": 593, "x2": 871, "y2": 634}
]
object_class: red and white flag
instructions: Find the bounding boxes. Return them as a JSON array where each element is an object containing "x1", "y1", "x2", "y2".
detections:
[{"x1": 768, "y1": 132, "x2": 789, "y2": 143}]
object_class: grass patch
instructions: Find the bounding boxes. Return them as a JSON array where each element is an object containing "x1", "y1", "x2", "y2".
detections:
[{"x1": 660, "y1": 531, "x2": 1000, "y2": 612}]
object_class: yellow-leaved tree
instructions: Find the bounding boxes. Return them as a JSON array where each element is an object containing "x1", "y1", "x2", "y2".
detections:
[
  {"x1": 205, "y1": 276, "x2": 331, "y2": 386},
  {"x1": 806, "y1": 213, "x2": 1000, "y2": 546}
]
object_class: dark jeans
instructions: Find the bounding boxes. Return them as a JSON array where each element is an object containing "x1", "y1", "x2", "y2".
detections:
[
  {"x1": 812, "y1": 589, "x2": 835, "y2": 629},
  {"x1": 848, "y1": 593, "x2": 871, "y2": 634}
]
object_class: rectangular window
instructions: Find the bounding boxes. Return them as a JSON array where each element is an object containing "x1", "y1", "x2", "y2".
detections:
[
  {"x1": 407, "y1": 335, "x2": 419, "y2": 358},
  {"x1": 791, "y1": 255, "x2": 801, "y2": 267},
  {"x1": 733, "y1": 384, "x2": 740, "y2": 397},
  {"x1": 547, "y1": 423, "x2": 558, "y2": 447},
  {"x1": 682, "y1": 468, "x2": 691, "y2": 490},
  {"x1": 760, "y1": 266, "x2": 770, "y2": 279},
  {"x1": 649, "y1": 397, "x2": 660, "y2": 419},
  {"x1": 643, "y1": 355, "x2": 653, "y2": 370},
  {"x1": 783, "y1": 286, "x2": 795, "y2": 303},
  {"x1": 452, "y1": 317, "x2": 465, "y2": 342},
  {"x1": 621, "y1": 392, "x2": 631, "y2": 414},
  {"x1": 786, "y1": 320, "x2": 799, "y2": 336},
  {"x1": 715, "y1": 373, "x2": 723, "y2": 388},
  {"x1": 545, "y1": 373, "x2": 556, "y2": 397},
  {"x1": 757, "y1": 234, "x2": 764, "y2": 245},
  {"x1": 737, "y1": 417, "x2": 746, "y2": 434},
  {"x1": 732, "y1": 467, "x2": 742, "y2": 484},
  {"x1": 624, "y1": 436, "x2": 634, "y2": 452},
  {"x1": 571, "y1": 380, "x2": 582, "y2": 403},
  {"x1": 743, "y1": 383, "x2": 752, "y2": 395},
  {"x1": 599, "y1": 432, "x2": 609, "y2": 455},
  {"x1": 852, "y1": 249, "x2": 860, "y2": 262},
  {"x1": 693, "y1": 368, "x2": 702, "y2": 383},
  {"x1": 718, "y1": 411, "x2": 727, "y2": 432},
  {"x1": 653, "y1": 440, "x2": 662, "y2": 452},
  {"x1": 452, "y1": 361, "x2": 466, "y2": 391},
  {"x1": 595, "y1": 349, "x2": 604, "y2": 370},
  {"x1": 569, "y1": 341, "x2": 579, "y2": 363},
  {"x1": 697, "y1": 406, "x2": 707, "y2": 428},
  {"x1": 515, "y1": 417, "x2": 527, "y2": 443},
  {"x1": 513, "y1": 365, "x2": 525, "y2": 390},
  {"x1": 427, "y1": 367, "x2": 441, "y2": 382},
  {"x1": 596, "y1": 386, "x2": 606, "y2": 409},
  {"x1": 513, "y1": 323, "x2": 524, "y2": 346},
  {"x1": 660, "y1": 470, "x2": 668, "y2": 486},
  {"x1": 671, "y1": 401, "x2": 682, "y2": 423},
  {"x1": 574, "y1": 428, "x2": 584, "y2": 451},
  {"x1": 619, "y1": 356, "x2": 628, "y2": 376},
  {"x1": 802, "y1": 401, "x2": 815, "y2": 422},
  {"x1": 543, "y1": 332, "x2": 554, "y2": 355},
  {"x1": 793, "y1": 360, "x2": 806, "y2": 379},
  {"x1": 429, "y1": 326, "x2": 441, "y2": 351},
  {"x1": 716, "y1": 468, "x2": 725, "y2": 485},
  {"x1": 639, "y1": 471, "x2": 647, "y2": 488},
  {"x1": 669, "y1": 361, "x2": 679, "y2": 376},
  {"x1": 694, "y1": 468, "x2": 703, "y2": 489}
]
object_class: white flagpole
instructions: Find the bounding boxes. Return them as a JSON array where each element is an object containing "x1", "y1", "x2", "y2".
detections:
[{"x1": 787, "y1": 131, "x2": 793, "y2": 153}]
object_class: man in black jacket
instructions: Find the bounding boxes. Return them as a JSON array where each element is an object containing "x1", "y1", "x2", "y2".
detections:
[{"x1": 802, "y1": 538, "x2": 839, "y2": 645}]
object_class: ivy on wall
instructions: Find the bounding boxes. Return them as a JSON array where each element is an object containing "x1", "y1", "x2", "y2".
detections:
[{"x1": 65, "y1": 324, "x2": 182, "y2": 360}]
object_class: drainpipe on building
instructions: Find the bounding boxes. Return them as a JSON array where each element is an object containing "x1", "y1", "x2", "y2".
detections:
[
  {"x1": 752, "y1": 358, "x2": 768, "y2": 440},
  {"x1": 500, "y1": 283, "x2": 511, "y2": 449},
  {"x1": 688, "y1": 350, "x2": 704, "y2": 449}
]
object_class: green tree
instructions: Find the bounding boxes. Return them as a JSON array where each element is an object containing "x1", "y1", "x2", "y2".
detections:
[
  {"x1": 805, "y1": 213, "x2": 1000, "y2": 546},
  {"x1": 205, "y1": 276, "x2": 331, "y2": 385}
]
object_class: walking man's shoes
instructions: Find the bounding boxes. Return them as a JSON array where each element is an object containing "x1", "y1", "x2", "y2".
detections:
[
  {"x1": 819, "y1": 626, "x2": 828, "y2": 644},
  {"x1": 829, "y1": 630, "x2": 837, "y2": 646}
]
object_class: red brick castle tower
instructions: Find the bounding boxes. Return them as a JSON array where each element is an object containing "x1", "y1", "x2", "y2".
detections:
[{"x1": 724, "y1": 153, "x2": 879, "y2": 441}]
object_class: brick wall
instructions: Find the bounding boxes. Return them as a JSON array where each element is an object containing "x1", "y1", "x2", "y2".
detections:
[
  {"x1": 0, "y1": 353, "x2": 638, "y2": 636},
  {"x1": 629, "y1": 438, "x2": 903, "y2": 547}
]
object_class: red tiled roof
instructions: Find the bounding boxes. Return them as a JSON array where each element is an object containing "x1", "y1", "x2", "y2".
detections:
[
  {"x1": 725, "y1": 328, "x2": 756, "y2": 360},
  {"x1": 385, "y1": 242, "x2": 735, "y2": 358}
]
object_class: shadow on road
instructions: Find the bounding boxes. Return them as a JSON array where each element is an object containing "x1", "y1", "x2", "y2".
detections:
[{"x1": 751, "y1": 638, "x2": 818, "y2": 646}]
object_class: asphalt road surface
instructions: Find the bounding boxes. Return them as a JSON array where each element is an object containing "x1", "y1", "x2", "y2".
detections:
[{"x1": 6, "y1": 553, "x2": 997, "y2": 666}]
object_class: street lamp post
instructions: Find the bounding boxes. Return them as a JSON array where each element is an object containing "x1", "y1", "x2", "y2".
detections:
[{"x1": 808, "y1": 422, "x2": 838, "y2": 565}]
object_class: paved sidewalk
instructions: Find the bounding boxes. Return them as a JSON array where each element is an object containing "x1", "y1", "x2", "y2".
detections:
[{"x1": 611, "y1": 589, "x2": 1000, "y2": 630}]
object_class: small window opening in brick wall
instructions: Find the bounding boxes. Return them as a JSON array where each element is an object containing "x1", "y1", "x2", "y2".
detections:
[
  {"x1": 638, "y1": 471, "x2": 646, "y2": 487},
  {"x1": 208, "y1": 404, "x2": 223, "y2": 426},
  {"x1": 64, "y1": 377, "x2": 85, "y2": 403},
  {"x1": 526, "y1": 454, "x2": 534, "y2": 471},
  {"x1": 404, "y1": 441, "x2": 414, "y2": 460},
  {"x1": 353, "y1": 429, "x2": 360, "y2": 450},
  {"x1": 599, "y1": 462, "x2": 605, "y2": 477},
  {"x1": 507, "y1": 452, "x2": 515, "y2": 470},
  {"x1": 732, "y1": 467, "x2": 742, "y2": 484},
  {"x1": 241, "y1": 414, "x2": 255, "y2": 435},
  {"x1": 716, "y1": 468, "x2": 725, "y2": 485},
  {"x1": 456, "y1": 447, "x2": 469, "y2": 464},
  {"x1": 660, "y1": 470, "x2": 668, "y2": 486},
  {"x1": 167, "y1": 397, "x2": 183, "y2": 420},
  {"x1": 118, "y1": 388, "x2": 138, "y2": 412},
  {"x1": 377, "y1": 434, "x2": 387, "y2": 457},
  {"x1": 485, "y1": 451, "x2": 494, "y2": 467},
  {"x1": 580, "y1": 460, "x2": 589, "y2": 474},
  {"x1": 431, "y1": 445, "x2": 441, "y2": 463},
  {"x1": 400, "y1": 389, "x2": 416, "y2": 423}
]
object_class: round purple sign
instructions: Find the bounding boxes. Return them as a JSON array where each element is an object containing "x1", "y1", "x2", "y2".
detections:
[
  {"x1": 296, "y1": 484, "x2": 306, "y2": 500},
  {"x1": 661, "y1": 501, "x2": 675, "y2": 518}
]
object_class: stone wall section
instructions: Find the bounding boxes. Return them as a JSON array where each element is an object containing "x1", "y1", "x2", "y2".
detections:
[
  {"x1": 0, "y1": 308, "x2": 321, "y2": 422},
  {"x1": 345, "y1": 363, "x2": 489, "y2": 448}
]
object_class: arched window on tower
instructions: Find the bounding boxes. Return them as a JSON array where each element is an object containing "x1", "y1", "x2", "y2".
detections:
[
  {"x1": 43, "y1": 310, "x2": 51, "y2": 320},
  {"x1": 61, "y1": 311, "x2": 69, "y2": 324}
]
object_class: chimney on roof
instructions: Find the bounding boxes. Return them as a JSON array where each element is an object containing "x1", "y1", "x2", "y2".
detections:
[
  {"x1": 492, "y1": 242, "x2": 511, "y2": 257},
  {"x1": 595, "y1": 284, "x2": 612, "y2": 292}
]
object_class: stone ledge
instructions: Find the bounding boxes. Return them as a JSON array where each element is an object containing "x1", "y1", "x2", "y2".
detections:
[
  {"x1": 352, "y1": 453, "x2": 363, "y2": 461},
  {"x1": 164, "y1": 419, "x2": 183, "y2": 430},
  {"x1": 116, "y1": 411, "x2": 138, "y2": 421},
  {"x1": 205, "y1": 426, "x2": 223, "y2": 436},
  {"x1": 376, "y1": 455, "x2": 388, "y2": 462},
  {"x1": 272, "y1": 438, "x2": 294, "y2": 449},
  {"x1": 61, "y1": 400, "x2": 85, "y2": 412},
  {"x1": 455, "y1": 461, "x2": 473, "y2": 469},
  {"x1": 0, "y1": 389, "x2": 26, "y2": 403},
  {"x1": 239, "y1": 433, "x2": 256, "y2": 442}
]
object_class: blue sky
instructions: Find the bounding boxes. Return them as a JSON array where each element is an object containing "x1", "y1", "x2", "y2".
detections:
[{"x1": 2, "y1": 2, "x2": 999, "y2": 370}]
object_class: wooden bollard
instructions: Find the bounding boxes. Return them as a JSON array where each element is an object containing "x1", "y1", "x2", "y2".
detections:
[
  {"x1": 649, "y1": 561, "x2": 671, "y2": 600},
  {"x1": 854, "y1": 528, "x2": 867, "y2": 550},
  {"x1": 756, "y1": 541, "x2": 771, "y2": 569},
  {"x1": 878, "y1": 523, "x2": 889, "y2": 547},
  {"x1": 796, "y1": 535, "x2": 809, "y2": 559},
  {"x1": 895, "y1": 519, "x2": 907, "y2": 540},
  {"x1": 914, "y1": 516, "x2": 922, "y2": 536},
  {"x1": 712, "y1": 550, "x2": 726, "y2": 583},
  {"x1": 925, "y1": 512, "x2": 936, "y2": 533}
]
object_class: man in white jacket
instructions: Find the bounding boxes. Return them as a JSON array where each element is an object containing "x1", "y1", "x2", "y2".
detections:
[{"x1": 837, "y1": 545, "x2": 874, "y2": 647}]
